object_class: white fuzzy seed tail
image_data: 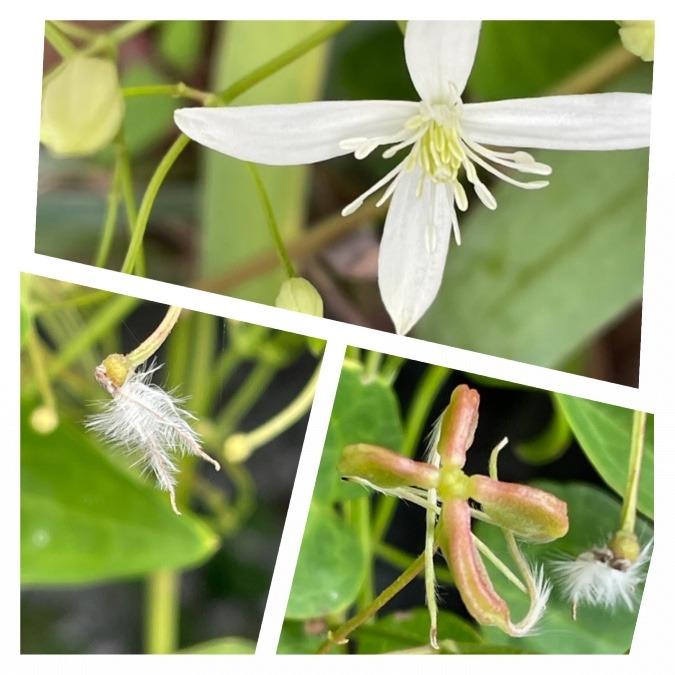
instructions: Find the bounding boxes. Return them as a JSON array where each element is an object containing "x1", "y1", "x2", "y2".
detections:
[{"x1": 87, "y1": 363, "x2": 220, "y2": 515}]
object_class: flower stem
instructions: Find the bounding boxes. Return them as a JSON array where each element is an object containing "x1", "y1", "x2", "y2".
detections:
[
  {"x1": 116, "y1": 135, "x2": 145, "y2": 276},
  {"x1": 211, "y1": 21, "x2": 350, "y2": 106},
  {"x1": 122, "y1": 82, "x2": 213, "y2": 103},
  {"x1": 25, "y1": 322, "x2": 58, "y2": 416},
  {"x1": 144, "y1": 569, "x2": 180, "y2": 654},
  {"x1": 619, "y1": 410, "x2": 648, "y2": 535},
  {"x1": 127, "y1": 306, "x2": 182, "y2": 367},
  {"x1": 225, "y1": 362, "x2": 320, "y2": 456},
  {"x1": 245, "y1": 163, "x2": 296, "y2": 279},
  {"x1": 362, "y1": 350, "x2": 383, "y2": 382},
  {"x1": 49, "y1": 20, "x2": 97, "y2": 42},
  {"x1": 316, "y1": 551, "x2": 427, "y2": 654},
  {"x1": 374, "y1": 540, "x2": 454, "y2": 585},
  {"x1": 217, "y1": 362, "x2": 277, "y2": 436},
  {"x1": 44, "y1": 21, "x2": 76, "y2": 58}
]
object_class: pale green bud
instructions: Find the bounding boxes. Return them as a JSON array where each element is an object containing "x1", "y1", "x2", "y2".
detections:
[
  {"x1": 41, "y1": 55, "x2": 125, "y2": 156},
  {"x1": 617, "y1": 21, "x2": 655, "y2": 62},
  {"x1": 275, "y1": 278, "x2": 323, "y2": 318},
  {"x1": 30, "y1": 405, "x2": 59, "y2": 434},
  {"x1": 223, "y1": 433, "x2": 252, "y2": 464}
]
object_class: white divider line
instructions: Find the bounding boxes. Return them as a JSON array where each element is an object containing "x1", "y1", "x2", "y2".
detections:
[
  {"x1": 20, "y1": 253, "x2": 652, "y2": 414},
  {"x1": 255, "y1": 339, "x2": 347, "y2": 655}
]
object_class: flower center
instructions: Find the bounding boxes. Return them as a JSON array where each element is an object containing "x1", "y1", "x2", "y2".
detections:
[
  {"x1": 438, "y1": 464, "x2": 472, "y2": 502},
  {"x1": 338, "y1": 99, "x2": 553, "y2": 244},
  {"x1": 416, "y1": 119, "x2": 464, "y2": 185}
]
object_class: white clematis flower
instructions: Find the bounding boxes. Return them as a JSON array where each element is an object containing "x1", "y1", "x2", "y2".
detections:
[{"x1": 175, "y1": 21, "x2": 651, "y2": 335}]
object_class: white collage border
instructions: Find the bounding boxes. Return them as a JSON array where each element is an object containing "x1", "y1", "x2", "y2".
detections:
[{"x1": 6, "y1": 2, "x2": 672, "y2": 672}]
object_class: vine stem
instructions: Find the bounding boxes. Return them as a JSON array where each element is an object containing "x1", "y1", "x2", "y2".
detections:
[
  {"x1": 145, "y1": 570, "x2": 180, "y2": 654},
  {"x1": 619, "y1": 410, "x2": 648, "y2": 534},
  {"x1": 316, "y1": 551, "x2": 427, "y2": 654}
]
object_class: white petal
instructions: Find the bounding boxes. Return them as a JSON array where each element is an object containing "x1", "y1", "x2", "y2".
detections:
[
  {"x1": 174, "y1": 100, "x2": 417, "y2": 165},
  {"x1": 462, "y1": 93, "x2": 651, "y2": 150},
  {"x1": 378, "y1": 167, "x2": 453, "y2": 335},
  {"x1": 405, "y1": 21, "x2": 481, "y2": 103}
]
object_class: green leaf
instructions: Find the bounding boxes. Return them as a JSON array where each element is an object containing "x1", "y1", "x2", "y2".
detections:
[
  {"x1": 317, "y1": 360, "x2": 404, "y2": 503},
  {"x1": 179, "y1": 637, "x2": 256, "y2": 654},
  {"x1": 21, "y1": 407, "x2": 219, "y2": 586},
  {"x1": 476, "y1": 481, "x2": 653, "y2": 654},
  {"x1": 354, "y1": 608, "x2": 480, "y2": 654},
  {"x1": 555, "y1": 396, "x2": 653, "y2": 518},
  {"x1": 470, "y1": 21, "x2": 618, "y2": 100},
  {"x1": 277, "y1": 620, "x2": 325, "y2": 654},
  {"x1": 417, "y1": 146, "x2": 648, "y2": 368},
  {"x1": 158, "y1": 21, "x2": 205, "y2": 75},
  {"x1": 200, "y1": 21, "x2": 330, "y2": 302},
  {"x1": 286, "y1": 501, "x2": 366, "y2": 620}
]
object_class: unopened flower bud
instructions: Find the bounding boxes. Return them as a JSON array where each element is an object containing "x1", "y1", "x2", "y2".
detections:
[
  {"x1": 41, "y1": 55, "x2": 125, "y2": 157},
  {"x1": 339, "y1": 443, "x2": 439, "y2": 490},
  {"x1": 617, "y1": 21, "x2": 655, "y2": 62},
  {"x1": 470, "y1": 475, "x2": 569, "y2": 543},
  {"x1": 275, "y1": 278, "x2": 323, "y2": 318}
]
